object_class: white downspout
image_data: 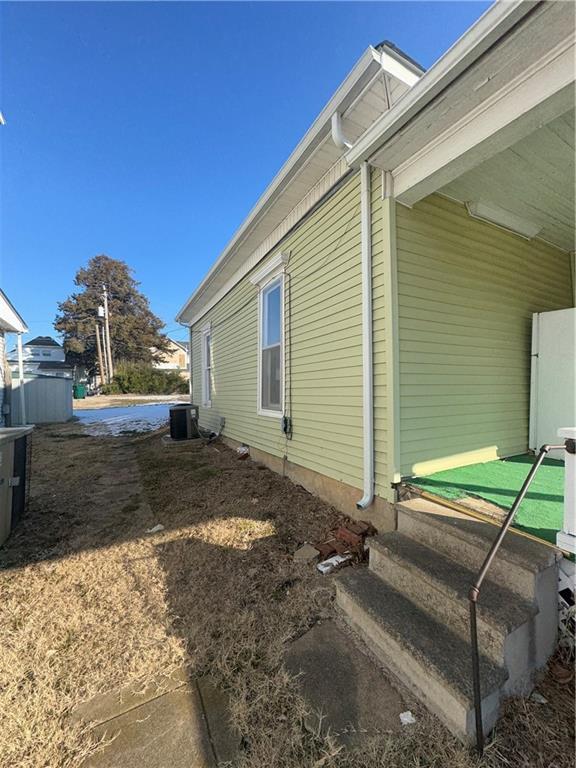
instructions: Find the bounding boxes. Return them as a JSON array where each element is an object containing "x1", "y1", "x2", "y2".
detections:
[
  {"x1": 331, "y1": 112, "x2": 353, "y2": 150},
  {"x1": 17, "y1": 332, "x2": 26, "y2": 425},
  {"x1": 357, "y1": 161, "x2": 374, "y2": 509},
  {"x1": 188, "y1": 326, "x2": 193, "y2": 402}
]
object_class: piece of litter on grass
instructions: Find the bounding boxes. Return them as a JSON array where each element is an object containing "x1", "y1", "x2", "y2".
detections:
[
  {"x1": 316, "y1": 554, "x2": 352, "y2": 574},
  {"x1": 530, "y1": 692, "x2": 548, "y2": 705},
  {"x1": 400, "y1": 711, "x2": 416, "y2": 726},
  {"x1": 146, "y1": 524, "x2": 165, "y2": 534}
]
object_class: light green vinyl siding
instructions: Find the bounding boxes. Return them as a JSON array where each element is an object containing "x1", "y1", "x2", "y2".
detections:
[
  {"x1": 396, "y1": 194, "x2": 574, "y2": 477},
  {"x1": 192, "y1": 172, "x2": 369, "y2": 490},
  {"x1": 371, "y1": 169, "x2": 394, "y2": 500}
]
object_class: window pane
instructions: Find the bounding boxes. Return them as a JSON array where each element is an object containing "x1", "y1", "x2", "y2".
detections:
[
  {"x1": 264, "y1": 284, "x2": 281, "y2": 347},
  {"x1": 205, "y1": 334, "x2": 211, "y2": 367},
  {"x1": 262, "y1": 345, "x2": 281, "y2": 411}
]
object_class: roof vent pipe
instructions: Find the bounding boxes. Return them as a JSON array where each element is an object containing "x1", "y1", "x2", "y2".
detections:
[
  {"x1": 357, "y1": 161, "x2": 374, "y2": 510},
  {"x1": 331, "y1": 112, "x2": 353, "y2": 150}
]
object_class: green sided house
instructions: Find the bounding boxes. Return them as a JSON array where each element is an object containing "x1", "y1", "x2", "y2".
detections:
[{"x1": 177, "y1": 1, "x2": 575, "y2": 743}]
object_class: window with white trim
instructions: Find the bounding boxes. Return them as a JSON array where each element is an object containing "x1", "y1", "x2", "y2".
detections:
[
  {"x1": 259, "y1": 277, "x2": 283, "y2": 415},
  {"x1": 201, "y1": 324, "x2": 212, "y2": 407}
]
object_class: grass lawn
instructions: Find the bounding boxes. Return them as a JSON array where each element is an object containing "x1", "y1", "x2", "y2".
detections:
[
  {"x1": 0, "y1": 427, "x2": 572, "y2": 767},
  {"x1": 410, "y1": 455, "x2": 564, "y2": 544}
]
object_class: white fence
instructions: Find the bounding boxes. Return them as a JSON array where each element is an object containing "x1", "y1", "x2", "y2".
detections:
[{"x1": 11, "y1": 376, "x2": 73, "y2": 424}]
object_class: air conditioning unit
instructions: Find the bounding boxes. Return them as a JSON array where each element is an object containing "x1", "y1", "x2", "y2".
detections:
[{"x1": 169, "y1": 403, "x2": 200, "y2": 441}]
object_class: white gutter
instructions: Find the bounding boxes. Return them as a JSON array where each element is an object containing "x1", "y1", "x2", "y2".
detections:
[
  {"x1": 346, "y1": 0, "x2": 537, "y2": 167},
  {"x1": 357, "y1": 161, "x2": 374, "y2": 510},
  {"x1": 16, "y1": 333, "x2": 26, "y2": 425}
]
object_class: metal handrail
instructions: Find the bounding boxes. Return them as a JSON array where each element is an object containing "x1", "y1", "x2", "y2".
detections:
[{"x1": 468, "y1": 442, "x2": 565, "y2": 755}]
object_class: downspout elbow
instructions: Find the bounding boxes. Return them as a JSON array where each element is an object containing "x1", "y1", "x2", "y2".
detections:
[
  {"x1": 357, "y1": 491, "x2": 373, "y2": 510},
  {"x1": 331, "y1": 112, "x2": 353, "y2": 150}
]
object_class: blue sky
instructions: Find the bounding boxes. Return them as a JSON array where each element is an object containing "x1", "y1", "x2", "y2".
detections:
[{"x1": 1, "y1": 1, "x2": 491, "y2": 342}]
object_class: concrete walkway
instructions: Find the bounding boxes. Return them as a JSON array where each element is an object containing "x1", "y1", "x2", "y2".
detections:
[
  {"x1": 73, "y1": 670, "x2": 238, "y2": 767},
  {"x1": 285, "y1": 620, "x2": 405, "y2": 745}
]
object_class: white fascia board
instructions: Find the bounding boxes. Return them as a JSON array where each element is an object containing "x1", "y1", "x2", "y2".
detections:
[
  {"x1": 176, "y1": 46, "x2": 383, "y2": 324},
  {"x1": 394, "y1": 35, "x2": 576, "y2": 206},
  {"x1": 379, "y1": 49, "x2": 420, "y2": 87},
  {"x1": 345, "y1": 0, "x2": 537, "y2": 167},
  {"x1": 0, "y1": 290, "x2": 28, "y2": 333}
]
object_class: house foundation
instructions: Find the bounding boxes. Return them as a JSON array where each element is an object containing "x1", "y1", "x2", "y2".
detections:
[{"x1": 222, "y1": 436, "x2": 396, "y2": 533}]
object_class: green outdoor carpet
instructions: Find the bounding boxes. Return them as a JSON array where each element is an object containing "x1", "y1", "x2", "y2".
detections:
[{"x1": 410, "y1": 454, "x2": 564, "y2": 545}]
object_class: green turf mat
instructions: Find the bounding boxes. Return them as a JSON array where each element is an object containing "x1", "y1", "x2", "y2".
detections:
[{"x1": 410, "y1": 454, "x2": 564, "y2": 545}]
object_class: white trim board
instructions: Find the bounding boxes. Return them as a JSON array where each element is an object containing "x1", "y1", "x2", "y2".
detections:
[
  {"x1": 256, "y1": 273, "x2": 285, "y2": 419},
  {"x1": 392, "y1": 36, "x2": 575, "y2": 205},
  {"x1": 200, "y1": 322, "x2": 212, "y2": 408},
  {"x1": 0, "y1": 290, "x2": 28, "y2": 334}
]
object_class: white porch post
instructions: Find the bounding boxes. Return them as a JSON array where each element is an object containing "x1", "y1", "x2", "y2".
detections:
[
  {"x1": 557, "y1": 427, "x2": 576, "y2": 554},
  {"x1": 16, "y1": 332, "x2": 26, "y2": 425}
]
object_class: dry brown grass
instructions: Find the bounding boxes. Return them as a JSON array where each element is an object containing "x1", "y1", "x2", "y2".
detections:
[
  {"x1": 0, "y1": 427, "x2": 186, "y2": 767},
  {"x1": 0, "y1": 424, "x2": 573, "y2": 767}
]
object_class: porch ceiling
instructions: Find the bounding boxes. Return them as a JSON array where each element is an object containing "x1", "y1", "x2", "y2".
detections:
[{"x1": 440, "y1": 109, "x2": 576, "y2": 252}]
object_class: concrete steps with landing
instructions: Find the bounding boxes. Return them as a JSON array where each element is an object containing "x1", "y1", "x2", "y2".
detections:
[
  {"x1": 336, "y1": 497, "x2": 561, "y2": 742},
  {"x1": 336, "y1": 569, "x2": 506, "y2": 740},
  {"x1": 397, "y1": 498, "x2": 559, "y2": 600},
  {"x1": 369, "y1": 532, "x2": 536, "y2": 687}
]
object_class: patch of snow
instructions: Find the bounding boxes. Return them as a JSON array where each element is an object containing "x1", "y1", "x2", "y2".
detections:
[{"x1": 76, "y1": 403, "x2": 171, "y2": 436}]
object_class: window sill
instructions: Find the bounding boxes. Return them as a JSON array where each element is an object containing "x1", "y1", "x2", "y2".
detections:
[{"x1": 258, "y1": 408, "x2": 282, "y2": 419}]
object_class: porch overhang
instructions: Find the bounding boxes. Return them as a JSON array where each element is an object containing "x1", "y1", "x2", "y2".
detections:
[{"x1": 346, "y1": 1, "x2": 575, "y2": 252}]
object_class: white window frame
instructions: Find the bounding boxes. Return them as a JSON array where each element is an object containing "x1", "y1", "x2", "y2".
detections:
[
  {"x1": 250, "y1": 254, "x2": 287, "y2": 419},
  {"x1": 201, "y1": 322, "x2": 212, "y2": 408}
]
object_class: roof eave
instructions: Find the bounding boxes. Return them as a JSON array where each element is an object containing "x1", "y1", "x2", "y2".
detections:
[
  {"x1": 175, "y1": 45, "x2": 387, "y2": 324},
  {"x1": 345, "y1": 0, "x2": 538, "y2": 168},
  {"x1": 0, "y1": 290, "x2": 28, "y2": 334}
]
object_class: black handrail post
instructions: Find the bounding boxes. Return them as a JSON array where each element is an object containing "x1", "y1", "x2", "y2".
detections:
[
  {"x1": 469, "y1": 589, "x2": 484, "y2": 754},
  {"x1": 468, "y1": 443, "x2": 565, "y2": 754}
]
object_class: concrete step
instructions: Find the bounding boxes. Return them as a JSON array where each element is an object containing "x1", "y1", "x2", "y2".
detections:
[
  {"x1": 369, "y1": 533, "x2": 537, "y2": 691},
  {"x1": 396, "y1": 497, "x2": 559, "y2": 600},
  {"x1": 336, "y1": 568, "x2": 507, "y2": 742}
]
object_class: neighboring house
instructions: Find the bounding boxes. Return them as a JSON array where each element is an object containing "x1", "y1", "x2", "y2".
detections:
[
  {"x1": 8, "y1": 335, "x2": 73, "y2": 379},
  {"x1": 152, "y1": 338, "x2": 190, "y2": 379},
  {"x1": 177, "y1": 3, "x2": 575, "y2": 742},
  {"x1": 7, "y1": 336, "x2": 73, "y2": 425}
]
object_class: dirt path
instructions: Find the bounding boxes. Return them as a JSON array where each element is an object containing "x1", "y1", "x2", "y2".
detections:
[{"x1": 0, "y1": 425, "x2": 573, "y2": 768}]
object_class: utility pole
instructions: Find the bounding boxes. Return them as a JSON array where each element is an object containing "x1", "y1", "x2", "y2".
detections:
[
  {"x1": 102, "y1": 284, "x2": 114, "y2": 383},
  {"x1": 95, "y1": 322, "x2": 106, "y2": 386}
]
